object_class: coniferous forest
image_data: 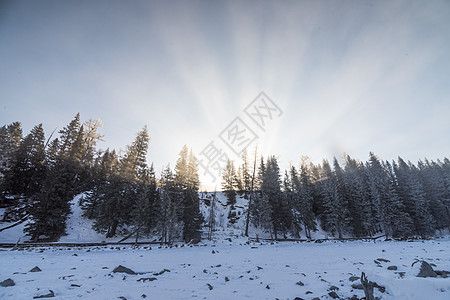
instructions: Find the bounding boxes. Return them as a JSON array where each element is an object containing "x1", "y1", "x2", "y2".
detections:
[{"x1": 1, "y1": 114, "x2": 450, "y2": 243}]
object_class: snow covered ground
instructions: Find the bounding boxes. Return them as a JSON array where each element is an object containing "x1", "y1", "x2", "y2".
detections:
[
  {"x1": 1, "y1": 193, "x2": 450, "y2": 299},
  {"x1": 1, "y1": 238, "x2": 450, "y2": 299}
]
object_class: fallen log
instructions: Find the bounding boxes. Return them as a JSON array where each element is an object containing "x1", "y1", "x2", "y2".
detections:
[{"x1": 0, "y1": 215, "x2": 29, "y2": 232}]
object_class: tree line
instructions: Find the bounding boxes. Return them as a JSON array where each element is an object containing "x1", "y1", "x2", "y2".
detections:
[
  {"x1": 222, "y1": 149, "x2": 450, "y2": 239},
  {"x1": 0, "y1": 114, "x2": 202, "y2": 243},
  {"x1": 1, "y1": 115, "x2": 450, "y2": 242}
]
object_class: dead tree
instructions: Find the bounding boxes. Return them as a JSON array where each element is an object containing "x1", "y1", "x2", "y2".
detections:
[{"x1": 360, "y1": 272, "x2": 375, "y2": 300}]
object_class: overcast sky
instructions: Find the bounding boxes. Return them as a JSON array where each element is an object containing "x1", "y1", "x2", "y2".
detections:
[{"x1": 1, "y1": 0, "x2": 449, "y2": 188}]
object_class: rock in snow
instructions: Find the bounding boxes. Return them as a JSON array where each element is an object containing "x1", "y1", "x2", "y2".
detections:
[
  {"x1": 416, "y1": 261, "x2": 437, "y2": 278},
  {"x1": 33, "y1": 290, "x2": 55, "y2": 298},
  {"x1": 328, "y1": 291, "x2": 339, "y2": 299},
  {"x1": 29, "y1": 266, "x2": 42, "y2": 272},
  {"x1": 112, "y1": 265, "x2": 136, "y2": 275},
  {"x1": 0, "y1": 278, "x2": 15, "y2": 287}
]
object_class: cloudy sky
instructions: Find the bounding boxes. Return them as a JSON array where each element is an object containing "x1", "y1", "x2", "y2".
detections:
[{"x1": 1, "y1": 0, "x2": 449, "y2": 188}]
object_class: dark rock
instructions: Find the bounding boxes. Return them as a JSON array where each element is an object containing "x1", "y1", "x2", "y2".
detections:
[
  {"x1": 293, "y1": 298, "x2": 304, "y2": 300},
  {"x1": 70, "y1": 284, "x2": 81, "y2": 287},
  {"x1": 153, "y1": 269, "x2": 170, "y2": 276},
  {"x1": 118, "y1": 297, "x2": 127, "y2": 300},
  {"x1": 311, "y1": 298, "x2": 320, "y2": 300},
  {"x1": 141, "y1": 295, "x2": 147, "y2": 298},
  {"x1": 349, "y1": 276, "x2": 359, "y2": 282},
  {"x1": 417, "y1": 261, "x2": 437, "y2": 278},
  {"x1": 377, "y1": 258, "x2": 390, "y2": 263},
  {"x1": 351, "y1": 283, "x2": 364, "y2": 290},
  {"x1": 435, "y1": 270, "x2": 450, "y2": 278},
  {"x1": 30, "y1": 266, "x2": 42, "y2": 272},
  {"x1": 296, "y1": 281, "x2": 304, "y2": 286},
  {"x1": 203, "y1": 269, "x2": 207, "y2": 273},
  {"x1": 266, "y1": 284, "x2": 270, "y2": 289},
  {"x1": 328, "y1": 291, "x2": 339, "y2": 299},
  {"x1": 348, "y1": 295, "x2": 359, "y2": 300},
  {"x1": 387, "y1": 266, "x2": 397, "y2": 270},
  {"x1": 257, "y1": 266, "x2": 263, "y2": 270},
  {"x1": 33, "y1": 290, "x2": 55, "y2": 298},
  {"x1": 0, "y1": 278, "x2": 15, "y2": 287},
  {"x1": 329, "y1": 285, "x2": 339, "y2": 291},
  {"x1": 207, "y1": 283, "x2": 213, "y2": 290},
  {"x1": 137, "y1": 277, "x2": 157, "y2": 282},
  {"x1": 211, "y1": 250, "x2": 216, "y2": 254},
  {"x1": 225, "y1": 277, "x2": 229, "y2": 282},
  {"x1": 305, "y1": 291, "x2": 312, "y2": 294},
  {"x1": 395, "y1": 271, "x2": 406, "y2": 278},
  {"x1": 113, "y1": 265, "x2": 136, "y2": 275}
]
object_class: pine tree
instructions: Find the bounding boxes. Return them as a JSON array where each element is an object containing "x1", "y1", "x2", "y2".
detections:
[
  {"x1": 58, "y1": 113, "x2": 81, "y2": 159},
  {"x1": 283, "y1": 169, "x2": 300, "y2": 237},
  {"x1": 295, "y1": 164, "x2": 317, "y2": 238},
  {"x1": 241, "y1": 149, "x2": 251, "y2": 198},
  {"x1": 132, "y1": 164, "x2": 159, "y2": 241},
  {"x1": 182, "y1": 149, "x2": 203, "y2": 242},
  {"x1": 0, "y1": 122, "x2": 23, "y2": 173},
  {"x1": 25, "y1": 159, "x2": 77, "y2": 241},
  {"x1": 221, "y1": 159, "x2": 237, "y2": 206},
  {"x1": 384, "y1": 161, "x2": 413, "y2": 238},
  {"x1": 120, "y1": 126, "x2": 150, "y2": 183},
  {"x1": 5, "y1": 124, "x2": 46, "y2": 197},
  {"x1": 343, "y1": 155, "x2": 372, "y2": 237},
  {"x1": 0, "y1": 122, "x2": 23, "y2": 204},
  {"x1": 82, "y1": 149, "x2": 119, "y2": 219},
  {"x1": 318, "y1": 159, "x2": 349, "y2": 239},
  {"x1": 93, "y1": 174, "x2": 132, "y2": 237},
  {"x1": 417, "y1": 160, "x2": 449, "y2": 230},
  {"x1": 245, "y1": 147, "x2": 258, "y2": 237},
  {"x1": 174, "y1": 146, "x2": 203, "y2": 243},
  {"x1": 158, "y1": 165, "x2": 181, "y2": 244},
  {"x1": 90, "y1": 127, "x2": 150, "y2": 238},
  {"x1": 261, "y1": 156, "x2": 291, "y2": 239},
  {"x1": 394, "y1": 157, "x2": 435, "y2": 237}
]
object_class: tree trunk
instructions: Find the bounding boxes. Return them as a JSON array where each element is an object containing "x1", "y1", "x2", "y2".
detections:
[
  {"x1": 32, "y1": 232, "x2": 39, "y2": 243},
  {"x1": 107, "y1": 219, "x2": 118, "y2": 238},
  {"x1": 245, "y1": 148, "x2": 258, "y2": 237}
]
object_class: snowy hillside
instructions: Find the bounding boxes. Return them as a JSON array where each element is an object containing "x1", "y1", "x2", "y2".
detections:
[{"x1": 0, "y1": 192, "x2": 334, "y2": 244}]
